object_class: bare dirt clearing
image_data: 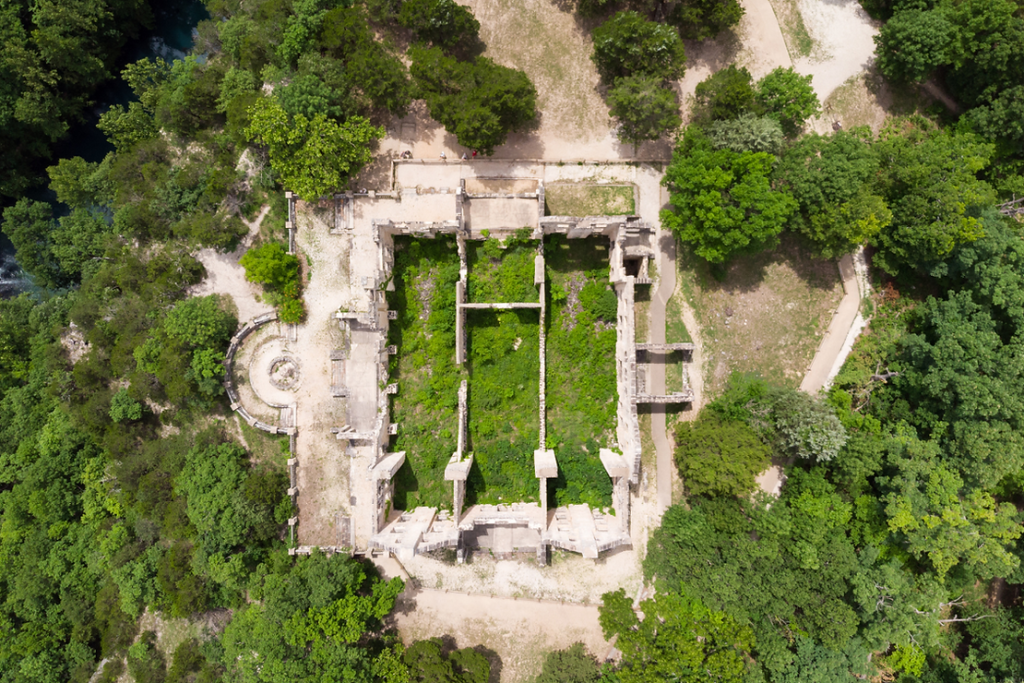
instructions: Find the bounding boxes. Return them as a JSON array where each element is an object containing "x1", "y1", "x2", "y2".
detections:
[
  {"x1": 790, "y1": 0, "x2": 879, "y2": 100},
  {"x1": 674, "y1": 237, "x2": 843, "y2": 397},
  {"x1": 394, "y1": 588, "x2": 608, "y2": 683},
  {"x1": 813, "y1": 68, "x2": 944, "y2": 134},
  {"x1": 189, "y1": 206, "x2": 274, "y2": 322}
]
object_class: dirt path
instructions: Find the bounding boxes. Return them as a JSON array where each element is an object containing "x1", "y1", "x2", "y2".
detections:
[
  {"x1": 394, "y1": 588, "x2": 608, "y2": 683},
  {"x1": 799, "y1": 253, "x2": 859, "y2": 395},
  {"x1": 790, "y1": 0, "x2": 879, "y2": 102},
  {"x1": 650, "y1": 229, "x2": 676, "y2": 514},
  {"x1": 189, "y1": 206, "x2": 274, "y2": 322},
  {"x1": 737, "y1": 0, "x2": 793, "y2": 77}
]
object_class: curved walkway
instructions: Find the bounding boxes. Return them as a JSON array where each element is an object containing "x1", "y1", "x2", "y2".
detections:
[{"x1": 799, "y1": 253, "x2": 861, "y2": 395}]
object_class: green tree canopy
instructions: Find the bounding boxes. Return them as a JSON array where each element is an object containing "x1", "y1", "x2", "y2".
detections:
[
  {"x1": 409, "y1": 47, "x2": 537, "y2": 155},
  {"x1": 398, "y1": 0, "x2": 480, "y2": 50},
  {"x1": 599, "y1": 588, "x2": 755, "y2": 683},
  {"x1": 692, "y1": 64, "x2": 758, "y2": 122},
  {"x1": 109, "y1": 389, "x2": 143, "y2": 423},
  {"x1": 591, "y1": 11, "x2": 686, "y2": 83},
  {"x1": 403, "y1": 638, "x2": 490, "y2": 683},
  {"x1": 775, "y1": 129, "x2": 886, "y2": 258},
  {"x1": 163, "y1": 295, "x2": 236, "y2": 352},
  {"x1": 674, "y1": 414, "x2": 771, "y2": 498},
  {"x1": 534, "y1": 643, "x2": 600, "y2": 683},
  {"x1": 245, "y1": 96, "x2": 383, "y2": 201},
  {"x1": 708, "y1": 113, "x2": 784, "y2": 155},
  {"x1": 608, "y1": 75, "x2": 681, "y2": 150},
  {"x1": 767, "y1": 387, "x2": 848, "y2": 462},
  {"x1": 661, "y1": 128, "x2": 797, "y2": 263},
  {"x1": 871, "y1": 123, "x2": 996, "y2": 274},
  {"x1": 669, "y1": 0, "x2": 744, "y2": 41},
  {"x1": 874, "y1": 9, "x2": 954, "y2": 82},
  {"x1": 755, "y1": 67, "x2": 820, "y2": 136},
  {"x1": 884, "y1": 461, "x2": 1021, "y2": 578},
  {"x1": 221, "y1": 551, "x2": 405, "y2": 683},
  {"x1": 240, "y1": 242, "x2": 300, "y2": 291}
]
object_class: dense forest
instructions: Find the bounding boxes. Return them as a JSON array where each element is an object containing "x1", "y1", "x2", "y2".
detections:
[
  {"x1": 1, "y1": 0, "x2": 1023, "y2": 681},
  {"x1": 630, "y1": 0, "x2": 1024, "y2": 680}
]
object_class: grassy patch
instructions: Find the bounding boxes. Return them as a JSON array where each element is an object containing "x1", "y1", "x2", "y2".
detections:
[
  {"x1": 387, "y1": 235, "x2": 618, "y2": 510},
  {"x1": 467, "y1": 235, "x2": 539, "y2": 303},
  {"x1": 664, "y1": 282, "x2": 693, "y2": 396},
  {"x1": 466, "y1": 308, "x2": 541, "y2": 505},
  {"x1": 664, "y1": 352, "x2": 687, "y2": 394},
  {"x1": 665, "y1": 294, "x2": 692, "y2": 344},
  {"x1": 545, "y1": 184, "x2": 635, "y2": 217},
  {"x1": 545, "y1": 236, "x2": 615, "y2": 508},
  {"x1": 236, "y1": 416, "x2": 290, "y2": 468},
  {"x1": 634, "y1": 285, "x2": 651, "y2": 343},
  {"x1": 639, "y1": 409, "x2": 655, "y2": 472},
  {"x1": 767, "y1": 0, "x2": 814, "y2": 59},
  {"x1": 388, "y1": 237, "x2": 465, "y2": 510},
  {"x1": 675, "y1": 235, "x2": 843, "y2": 398},
  {"x1": 464, "y1": 236, "x2": 543, "y2": 504}
]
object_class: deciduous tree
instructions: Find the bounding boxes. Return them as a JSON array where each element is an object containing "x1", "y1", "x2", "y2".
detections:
[
  {"x1": 874, "y1": 9, "x2": 954, "y2": 82},
  {"x1": 409, "y1": 47, "x2": 537, "y2": 155},
  {"x1": 661, "y1": 129, "x2": 796, "y2": 263},
  {"x1": 669, "y1": 0, "x2": 744, "y2": 41},
  {"x1": 608, "y1": 75, "x2": 681, "y2": 150},
  {"x1": 246, "y1": 96, "x2": 383, "y2": 201},
  {"x1": 591, "y1": 11, "x2": 686, "y2": 83},
  {"x1": 599, "y1": 588, "x2": 754, "y2": 683},
  {"x1": 692, "y1": 64, "x2": 758, "y2": 122},
  {"x1": 756, "y1": 67, "x2": 820, "y2": 136},
  {"x1": 674, "y1": 414, "x2": 771, "y2": 497}
]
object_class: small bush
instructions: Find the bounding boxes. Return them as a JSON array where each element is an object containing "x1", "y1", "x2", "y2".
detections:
[{"x1": 127, "y1": 631, "x2": 167, "y2": 683}]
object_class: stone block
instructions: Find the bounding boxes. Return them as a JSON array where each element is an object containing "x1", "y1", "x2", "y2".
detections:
[
  {"x1": 534, "y1": 449, "x2": 557, "y2": 479},
  {"x1": 372, "y1": 452, "x2": 406, "y2": 480},
  {"x1": 600, "y1": 449, "x2": 629, "y2": 478},
  {"x1": 445, "y1": 452, "x2": 473, "y2": 480}
]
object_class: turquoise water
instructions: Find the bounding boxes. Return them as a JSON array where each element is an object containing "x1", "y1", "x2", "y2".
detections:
[
  {"x1": 1, "y1": 0, "x2": 209, "y2": 297},
  {"x1": 57, "y1": 0, "x2": 211, "y2": 164}
]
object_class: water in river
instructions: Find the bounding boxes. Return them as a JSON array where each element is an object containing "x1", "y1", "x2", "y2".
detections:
[{"x1": 0, "y1": 0, "x2": 209, "y2": 298}]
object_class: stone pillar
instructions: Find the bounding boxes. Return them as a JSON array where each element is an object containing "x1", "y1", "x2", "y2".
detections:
[
  {"x1": 445, "y1": 452, "x2": 473, "y2": 526},
  {"x1": 534, "y1": 449, "x2": 557, "y2": 525},
  {"x1": 539, "y1": 476, "x2": 548, "y2": 523},
  {"x1": 453, "y1": 479, "x2": 465, "y2": 526}
]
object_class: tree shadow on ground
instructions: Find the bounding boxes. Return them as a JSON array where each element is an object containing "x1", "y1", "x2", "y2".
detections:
[
  {"x1": 680, "y1": 233, "x2": 842, "y2": 297},
  {"x1": 471, "y1": 644, "x2": 504, "y2": 683}
]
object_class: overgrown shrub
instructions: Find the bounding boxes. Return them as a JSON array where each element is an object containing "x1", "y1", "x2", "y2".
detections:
[{"x1": 240, "y1": 241, "x2": 306, "y2": 322}]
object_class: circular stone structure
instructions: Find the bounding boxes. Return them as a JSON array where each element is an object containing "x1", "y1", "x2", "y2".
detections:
[
  {"x1": 247, "y1": 335, "x2": 301, "y2": 409},
  {"x1": 269, "y1": 356, "x2": 301, "y2": 390}
]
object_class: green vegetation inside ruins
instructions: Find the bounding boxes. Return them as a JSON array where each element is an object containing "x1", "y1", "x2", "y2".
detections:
[
  {"x1": 544, "y1": 184, "x2": 636, "y2": 217},
  {"x1": 387, "y1": 236, "x2": 464, "y2": 510},
  {"x1": 466, "y1": 232, "x2": 540, "y2": 303},
  {"x1": 545, "y1": 236, "x2": 616, "y2": 508},
  {"x1": 464, "y1": 234, "x2": 541, "y2": 504},
  {"x1": 466, "y1": 308, "x2": 541, "y2": 505},
  {"x1": 388, "y1": 235, "x2": 616, "y2": 509}
]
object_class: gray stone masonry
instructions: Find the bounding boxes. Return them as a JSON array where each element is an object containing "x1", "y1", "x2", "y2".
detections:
[
  {"x1": 460, "y1": 302, "x2": 542, "y2": 309},
  {"x1": 636, "y1": 342, "x2": 696, "y2": 352}
]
